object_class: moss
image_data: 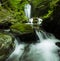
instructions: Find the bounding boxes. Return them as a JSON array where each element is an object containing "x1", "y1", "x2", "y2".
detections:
[
  {"x1": 0, "y1": 32, "x2": 14, "y2": 61},
  {"x1": 10, "y1": 23, "x2": 34, "y2": 34}
]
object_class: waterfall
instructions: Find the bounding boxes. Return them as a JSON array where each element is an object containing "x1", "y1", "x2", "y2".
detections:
[
  {"x1": 20, "y1": 30, "x2": 60, "y2": 61},
  {"x1": 6, "y1": 45, "x2": 25, "y2": 61},
  {"x1": 24, "y1": 4, "x2": 31, "y2": 19},
  {"x1": 26, "y1": 40, "x2": 60, "y2": 61},
  {"x1": 35, "y1": 30, "x2": 56, "y2": 42},
  {"x1": 37, "y1": 18, "x2": 43, "y2": 25},
  {"x1": 2, "y1": 1, "x2": 60, "y2": 61},
  {"x1": 6, "y1": 30, "x2": 60, "y2": 61},
  {"x1": 29, "y1": 18, "x2": 33, "y2": 24}
]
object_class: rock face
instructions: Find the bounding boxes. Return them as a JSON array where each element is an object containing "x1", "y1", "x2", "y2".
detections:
[
  {"x1": 0, "y1": 22, "x2": 12, "y2": 29},
  {"x1": 10, "y1": 23, "x2": 39, "y2": 43},
  {"x1": 41, "y1": 1, "x2": 60, "y2": 39},
  {"x1": 0, "y1": 32, "x2": 14, "y2": 61}
]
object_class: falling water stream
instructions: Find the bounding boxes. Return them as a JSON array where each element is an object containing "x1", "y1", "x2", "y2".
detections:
[
  {"x1": 24, "y1": 4, "x2": 31, "y2": 19},
  {"x1": 6, "y1": 3, "x2": 60, "y2": 61},
  {"x1": 6, "y1": 30, "x2": 60, "y2": 61}
]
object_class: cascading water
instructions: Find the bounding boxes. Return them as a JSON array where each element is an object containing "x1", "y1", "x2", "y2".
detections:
[
  {"x1": 29, "y1": 18, "x2": 33, "y2": 24},
  {"x1": 24, "y1": 3, "x2": 34, "y2": 25},
  {"x1": 24, "y1": 4, "x2": 31, "y2": 19},
  {"x1": 20, "y1": 30, "x2": 60, "y2": 61},
  {"x1": 37, "y1": 18, "x2": 43, "y2": 25},
  {"x1": 6, "y1": 39, "x2": 27, "y2": 61},
  {"x1": 6, "y1": 3, "x2": 60, "y2": 61},
  {"x1": 6, "y1": 30, "x2": 60, "y2": 61}
]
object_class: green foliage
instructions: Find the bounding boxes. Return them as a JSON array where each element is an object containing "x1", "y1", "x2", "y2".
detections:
[
  {"x1": 42, "y1": 10, "x2": 53, "y2": 19},
  {"x1": 31, "y1": 0, "x2": 50, "y2": 17},
  {"x1": 1, "y1": 0, "x2": 28, "y2": 22},
  {"x1": 43, "y1": 0, "x2": 59, "y2": 19},
  {"x1": 44, "y1": 0, "x2": 59, "y2": 19},
  {"x1": 9, "y1": 0, "x2": 21, "y2": 9},
  {"x1": 0, "y1": 0, "x2": 60, "y2": 22},
  {"x1": 0, "y1": 32, "x2": 14, "y2": 61},
  {"x1": 0, "y1": 5, "x2": 11, "y2": 21},
  {"x1": 8, "y1": 0, "x2": 28, "y2": 21},
  {"x1": 31, "y1": 0, "x2": 59, "y2": 19},
  {"x1": 50, "y1": 0, "x2": 59, "y2": 9}
]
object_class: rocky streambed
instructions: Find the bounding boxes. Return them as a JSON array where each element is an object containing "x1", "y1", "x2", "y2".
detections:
[{"x1": 0, "y1": 22, "x2": 38, "y2": 61}]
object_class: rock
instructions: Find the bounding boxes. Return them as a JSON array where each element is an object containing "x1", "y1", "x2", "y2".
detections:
[
  {"x1": 10, "y1": 23, "x2": 34, "y2": 34},
  {"x1": 41, "y1": 1, "x2": 60, "y2": 39},
  {"x1": 55, "y1": 42, "x2": 60, "y2": 47},
  {"x1": 10, "y1": 23, "x2": 39, "y2": 43},
  {"x1": 0, "y1": 21, "x2": 12, "y2": 29},
  {"x1": 33, "y1": 17, "x2": 37, "y2": 23},
  {"x1": 0, "y1": 32, "x2": 14, "y2": 61}
]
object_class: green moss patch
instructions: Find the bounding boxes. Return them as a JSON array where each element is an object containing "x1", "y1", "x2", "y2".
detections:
[{"x1": 10, "y1": 23, "x2": 34, "y2": 34}]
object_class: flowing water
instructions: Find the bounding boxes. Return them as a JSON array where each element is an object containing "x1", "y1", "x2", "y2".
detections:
[
  {"x1": 6, "y1": 39, "x2": 27, "y2": 61},
  {"x1": 37, "y1": 18, "x2": 43, "y2": 25},
  {"x1": 24, "y1": 4, "x2": 31, "y2": 19},
  {"x1": 6, "y1": 30, "x2": 60, "y2": 61},
  {"x1": 6, "y1": 3, "x2": 60, "y2": 61},
  {"x1": 29, "y1": 18, "x2": 33, "y2": 24}
]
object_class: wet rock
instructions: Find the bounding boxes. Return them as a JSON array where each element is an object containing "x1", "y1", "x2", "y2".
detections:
[
  {"x1": 55, "y1": 42, "x2": 60, "y2": 47},
  {"x1": 10, "y1": 23, "x2": 39, "y2": 43},
  {"x1": 0, "y1": 32, "x2": 14, "y2": 61}
]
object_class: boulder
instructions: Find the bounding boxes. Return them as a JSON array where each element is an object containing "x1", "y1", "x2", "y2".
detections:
[
  {"x1": 10, "y1": 23, "x2": 39, "y2": 43},
  {"x1": 0, "y1": 32, "x2": 14, "y2": 61}
]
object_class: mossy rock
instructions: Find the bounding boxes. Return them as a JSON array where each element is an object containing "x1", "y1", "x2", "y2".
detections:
[
  {"x1": 10, "y1": 23, "x2": 34, "y2": 34},
  {"x1": 10, "y1": 23, "x2": 39, "y2": 43},
  {"x1": 33, "y1": 19, "x2": 38, "y2": 23},
  {"x1": 0, "y1": 21, "x2": 12, "y2": 29},
  {"x1": 0, "y1": 32, "x2": 14, "y2": 61}
]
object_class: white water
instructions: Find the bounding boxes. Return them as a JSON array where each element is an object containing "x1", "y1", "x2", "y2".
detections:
[
  {"x1": 29, "y1": 18, "x2": 33, "y2": 24},
  {"x1": 37, "y1": 18, "x2": 43, "y2": 25},
  {"x1": 26, "y1": 18, "x2": 43, "y2": 26},
  {"x1": 21, "y1": 31, "x2": 60, "y2": 61},
  {"x1": 6, "y1": 39, "x2": 27, "y2": 61},
  {"x1": 26, "y1": 18, "x2": 33, "y2": 25},
  {"x1": 24, "y1": 4, "x2": 31, "y2": 19},
  {"x1": 24, "y1": 40, "x2": 60, "y2": 61},
  {"x1": 6, "y1": 30, "x2": 60, "y2": 61}
]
